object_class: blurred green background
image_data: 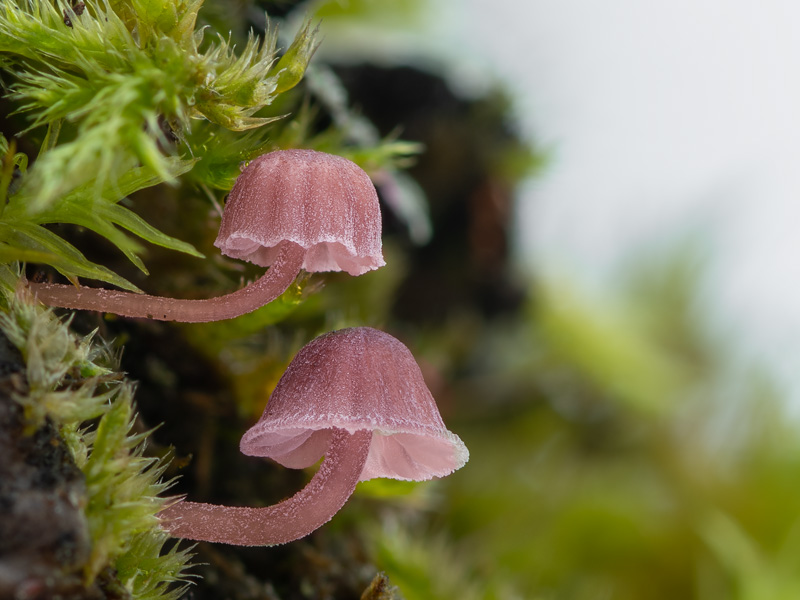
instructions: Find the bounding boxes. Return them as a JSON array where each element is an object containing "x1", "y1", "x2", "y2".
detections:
[{"x1": 278, "y1": 2, "x2": 800, "y2": 599}]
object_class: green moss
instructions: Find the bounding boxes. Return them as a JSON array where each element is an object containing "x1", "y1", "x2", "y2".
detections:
[{"x1": 0, "y1": 284, "x2": 193, "y2": 599}]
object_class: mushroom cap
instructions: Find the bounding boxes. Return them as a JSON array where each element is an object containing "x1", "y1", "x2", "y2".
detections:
[
  {"x1": 240, "y1": 327, "x2": 469, "y2": 482},
  {"x1": 214, "y1": 149, "x2": 385, "y2": 277}
]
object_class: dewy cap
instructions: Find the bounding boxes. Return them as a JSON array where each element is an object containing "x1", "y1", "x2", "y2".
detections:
[
  {"x1": 215, "y1": 149, "x2": 385, "y2": 277},
  {"x1": 241, "y1": 327, "x2": 469, "y2": 482}
]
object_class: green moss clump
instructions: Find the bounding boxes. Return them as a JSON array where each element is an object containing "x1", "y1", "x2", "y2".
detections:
[{"x1": 0, "y1": 277, "x2": 193, "y2": 599}]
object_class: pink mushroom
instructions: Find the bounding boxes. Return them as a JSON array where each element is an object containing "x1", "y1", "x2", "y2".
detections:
[
  {"x1": 159, "y1": 327, "x2": 469, "y2": 546},
  {"x1": 28, "y1": 150, "x2": 385, "y2": 322}
]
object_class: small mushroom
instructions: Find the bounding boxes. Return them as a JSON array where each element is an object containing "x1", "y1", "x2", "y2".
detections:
[
  {"x1": 159, "y1": 327, "x2": 469, "y2": 546},
  {"x1": 28, "y1": 150, "x2": 384, "y2": 322}
]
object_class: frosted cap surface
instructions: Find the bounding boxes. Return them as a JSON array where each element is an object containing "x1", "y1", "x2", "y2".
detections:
[
  {"x1": 240, "y1": 327, "x2": 469, "y2": 482},
  {"x1": 214, "y1": 149, "x2": 385, "y2": 276}
]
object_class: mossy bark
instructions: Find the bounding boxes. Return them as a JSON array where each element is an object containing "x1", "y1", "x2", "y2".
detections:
[{"x1": 0, "y1": 331, "x2": 98, "y2": 599}]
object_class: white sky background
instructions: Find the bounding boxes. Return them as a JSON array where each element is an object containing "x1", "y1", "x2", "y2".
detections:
[
  {"x1": 438, "y1": 0, "x2": 800, "y2": 398},
  {"x1": 310, "y1": 0, "x2": 800, "y2": 399}
]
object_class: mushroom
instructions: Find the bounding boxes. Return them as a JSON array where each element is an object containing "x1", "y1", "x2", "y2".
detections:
[
  {"x1": 27, "y1": 149, "x2": 384, "y2": 322},
  {"x1": 159, "y1": 327, "x2": 469, "y2": 546}
]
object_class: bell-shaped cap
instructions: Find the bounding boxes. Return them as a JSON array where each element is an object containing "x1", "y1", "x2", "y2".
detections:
[
  {"x1": 215, "y1": 149, "x2": 385, "y2": 277},
  {"x1": 240, "y1": 327, "x2": 469, "y2": 482}
]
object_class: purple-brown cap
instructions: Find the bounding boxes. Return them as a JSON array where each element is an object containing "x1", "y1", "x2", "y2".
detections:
[
  {"x1": 215, "y1": 149, "x2": 385, "y2": 277},
  {"x1": 240, "y1": 327, "x2": 469, "y2": 482}
]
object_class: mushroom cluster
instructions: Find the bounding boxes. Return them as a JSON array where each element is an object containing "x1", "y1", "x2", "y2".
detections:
[
  {"x1": 159, "y1": 327, "x2": 468, "y2": 546},
  {"x1": 28, "y1": 148, "x2": 468, "y2": 546}
]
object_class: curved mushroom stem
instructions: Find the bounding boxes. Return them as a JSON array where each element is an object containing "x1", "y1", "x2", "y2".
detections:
[
  {"x1": 26, "y1": 243, "x2": 305, "y2": 323},
  {"x1": 159, "y1": 428, "x2": 372, "y2": 546}
]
